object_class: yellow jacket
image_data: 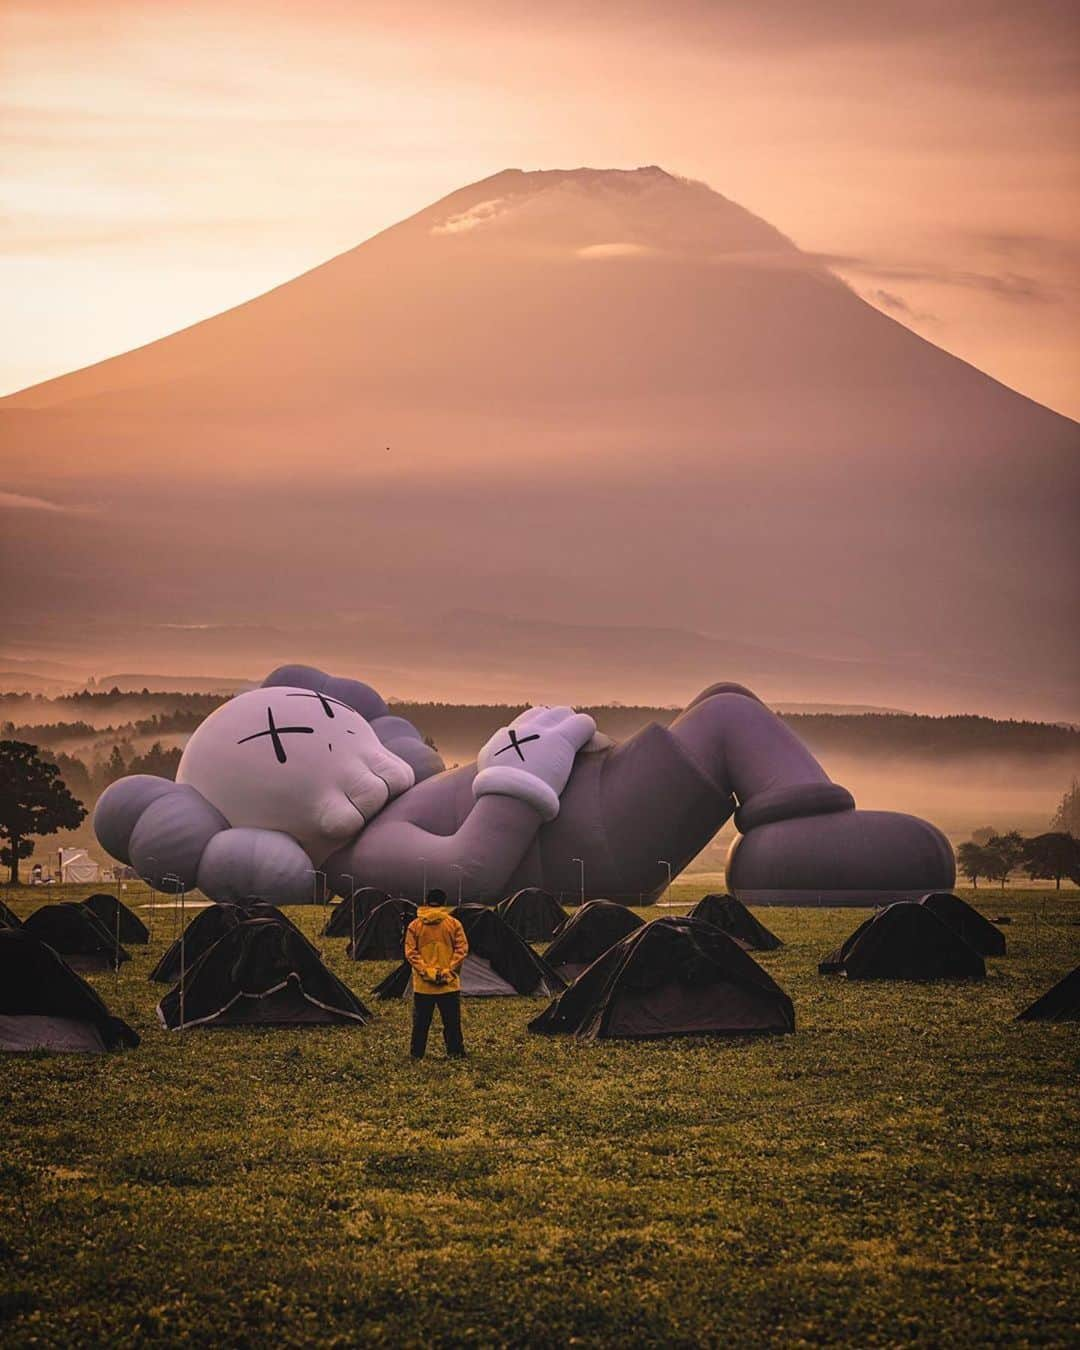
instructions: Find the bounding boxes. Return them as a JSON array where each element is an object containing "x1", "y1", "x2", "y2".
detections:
[{"x1": 405, "y1": 907, "x2": 468, "y2": 994}]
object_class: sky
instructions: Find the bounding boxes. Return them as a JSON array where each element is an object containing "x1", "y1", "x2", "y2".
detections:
[{"x1": 3, "y1": 0, "x2": 1079, "y2": 418}]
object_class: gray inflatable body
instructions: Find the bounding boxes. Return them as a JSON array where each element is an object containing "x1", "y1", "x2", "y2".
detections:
[{"x1": 94, "y1": 667, "x2": 954, "y2": 906}]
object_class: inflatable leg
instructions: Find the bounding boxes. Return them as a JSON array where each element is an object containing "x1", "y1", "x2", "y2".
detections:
[
  {"x1": 667, "y1": 689, "x2": 855, "y2": 828},
  {"x1": 669, "y1": 686, "x2": 954, "y2": 904}
]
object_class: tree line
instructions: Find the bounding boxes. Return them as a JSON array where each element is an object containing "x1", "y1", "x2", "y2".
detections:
[{"x1": 956, "y1": 824, "x2": 1080, "y2": 891}]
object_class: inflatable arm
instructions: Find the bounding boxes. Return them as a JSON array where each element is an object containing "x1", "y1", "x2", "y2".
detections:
[
  {"x1": 326, "y1": 705, "x2": 597, "y2": 902},
  {"x1": 325, "y1": 793, "x2": 547, "y2": 902}
]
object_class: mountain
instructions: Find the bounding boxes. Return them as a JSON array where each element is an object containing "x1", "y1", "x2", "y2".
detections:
[{"x1": 2, "y1": 166, "x2": 1076, "y2": 716}]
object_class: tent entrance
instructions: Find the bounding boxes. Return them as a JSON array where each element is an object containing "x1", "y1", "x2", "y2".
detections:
[
  {"x1": 0, "y1": 1014, "x2": 108, "y2": 1054},
  {"x1": 459, "y1": 954, "x2": 519, "y2": 996}
]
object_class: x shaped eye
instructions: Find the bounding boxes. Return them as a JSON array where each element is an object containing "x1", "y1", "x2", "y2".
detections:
[
  {"x1": 237, "y1": 706, "x2": 314, "y2": 763},
  {"x1": 494, "y1": 729, "x2": 540, "y2": 761}
]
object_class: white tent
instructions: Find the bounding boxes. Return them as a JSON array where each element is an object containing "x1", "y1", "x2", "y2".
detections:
[{"x1": 58, "y1": 849, "x2": 100, "y2": 884}]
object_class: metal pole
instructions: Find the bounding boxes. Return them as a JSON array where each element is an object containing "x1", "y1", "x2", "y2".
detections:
[
  {"x1": 572, "y1": 858, "x2": 584, "y2": 907},
  {"x1": 113, "y1": 876, "x2": 123, "y2": 992},
  {"x1": 451, "y1": 864, "x2": 464, "y2": 905},
  {"x1": 419, "y1": 857, "x2": 428, "y2": 901},
  {"x1": 658, "y1": 859, "x2": 672, "y2": 907},
  {"x1": 178, "y1": 881, "x2": 187, "y2": 1034},
  {"x1": 307, "y1": 869, "x2": 326, "y2": 909},
  {"x1": 144, "y1": 855, "x2": 158, "y2": 942},
  {"x1": 342, "y1": 873, "x2": 356, "y2": 950}
]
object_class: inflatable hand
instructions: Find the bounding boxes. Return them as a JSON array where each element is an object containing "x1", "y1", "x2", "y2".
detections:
[
  {"x1": 176, "y1": 686, "x2": 415, "y2": 864},
  {"x1": 473, "y1": 706, "x2": 596, "y2": 822}
]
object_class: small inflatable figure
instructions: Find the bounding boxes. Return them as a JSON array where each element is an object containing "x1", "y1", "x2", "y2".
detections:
[{"x1": 94, "y1": 665, "x2": 954, "y2": 906}]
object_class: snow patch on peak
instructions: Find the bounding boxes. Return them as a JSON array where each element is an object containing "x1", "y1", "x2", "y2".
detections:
[{"x1": 431, "y1": 197, "x2": 512, "y2": 236}]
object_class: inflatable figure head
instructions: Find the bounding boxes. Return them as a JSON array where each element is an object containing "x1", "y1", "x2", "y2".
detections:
[{"x1": 177, "y1": 686, "x2": 415, "y2": 863}]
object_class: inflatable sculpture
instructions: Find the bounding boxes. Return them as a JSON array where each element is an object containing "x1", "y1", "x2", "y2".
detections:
[{"x1": 94, "y1": 665, "x2": 955, "y2": 906}]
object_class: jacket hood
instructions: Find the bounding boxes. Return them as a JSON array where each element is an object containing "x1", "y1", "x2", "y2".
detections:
[{"x1": 418, "y1": 906, "x2": 451, "y2": 925}]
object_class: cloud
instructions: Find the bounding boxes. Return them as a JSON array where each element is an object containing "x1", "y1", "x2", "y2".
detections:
[
  {"x1": 816, "y1": 253, "x2": 1060, "y2": 304},
  {"x1": 577, "y1": 242, "x2": 657, "y2": 259},
  {"x1": 0, "y1": 491, "x2": 87, "y2": 514},
  {"x1": 868, "y1": 288, "x2": 936, "y2": 323},
  {"x1": 430, "y1": 198, "x2": 512, "y2": 235}
]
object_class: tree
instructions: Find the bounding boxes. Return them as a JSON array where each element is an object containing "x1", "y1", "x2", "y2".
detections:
[
  {"x1": 957, "y1": 841, "x2": 988, "y2": 888},
  {"x1": 127, "y1": 741, "x2": 181, "y2": 779},
  {"x1": 0, "y1": 741, "x2": 87, "y2": 885},
  {"x1": 971, "y1": 826, "x2": 998, "y2": 846},
  {"x1": 1051, "y1": 779, "x2": 1080, "y2": 836},
  {"x1": 1023, "y1": 832, "x2": 1080, "y2": 890},
  {"x1": 981, "y1": 831, "x2": 1027, "y2": 892},
  {"x1": 103, "y1": 744, "x2": 127, "y2": 786}
]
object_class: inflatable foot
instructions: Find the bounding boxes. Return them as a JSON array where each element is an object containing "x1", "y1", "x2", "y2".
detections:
[{"x1": 726, "y1": 809, "x2": 955, "y2": 907}]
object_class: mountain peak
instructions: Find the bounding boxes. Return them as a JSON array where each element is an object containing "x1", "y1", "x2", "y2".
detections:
[{"x1": 413, "y1": 164, "x2": 796, "y2": 258}]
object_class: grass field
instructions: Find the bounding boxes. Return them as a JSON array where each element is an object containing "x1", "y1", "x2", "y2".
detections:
[{"x1": 1, "y1": 884, "x2": 1077, "y2": 1347}]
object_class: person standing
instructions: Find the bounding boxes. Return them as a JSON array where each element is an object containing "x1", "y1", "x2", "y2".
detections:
[{"x1": 405, "y1": 888, "x2": 468, "y2": 1059}]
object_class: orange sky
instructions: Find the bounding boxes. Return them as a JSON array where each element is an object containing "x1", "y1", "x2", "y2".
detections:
[{"x1": 3, "y1": 0, "x2": 1079, "y2": 417}]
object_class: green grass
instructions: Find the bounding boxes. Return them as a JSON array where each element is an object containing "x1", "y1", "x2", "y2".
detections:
[{"x1": 1, "y1": 885, "x2": 1077, "y2": 1347}]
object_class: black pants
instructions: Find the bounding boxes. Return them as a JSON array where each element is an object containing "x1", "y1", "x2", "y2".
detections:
[{"x1": 411, "y1": 992, "x2": 465, "y2": 1058}]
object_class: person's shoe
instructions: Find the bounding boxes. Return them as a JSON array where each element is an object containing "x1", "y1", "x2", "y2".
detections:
[
  {"x1": 410, "y1": 1053, "x2": 425, "y2": 1060},
  {"x1": 448, "y1": 1051, "x2": 468, "y2": 1059}
]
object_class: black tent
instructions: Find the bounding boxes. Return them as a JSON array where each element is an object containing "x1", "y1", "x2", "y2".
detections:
[
  {"x1": 497, "y1": 888, "x2": 567, "y2": 943},
  {"x1": 1016, "y1": 966, "x2": 1080, "y2": 1023},
  {"x1": 150, "y1": 903, "x2": 311, "y2": 984},
  {"x1": 542, "y1": 900, "x2": 644, "y2": 981},
  {"x1": 918, "y1": 892, "x2": 1006, "y2": 957},
  {"x1": 23, "y1": 903, "x2": 130, "y2": 973},
  {"x1": 374, "y1": 904, "x2": 564, "y2": 999},
  {"x1": 157, "y1": 919, "x2": 371, "y2": 1030},
  {"x1": 819, "y1": 902, "x2": 985, "y2": 980},
  {"x1": 82, "y1": 892, "x2": 150, "y2": 945},
  {"x1": 0, "y1": 899, "x2": 23, "y2": 929},
  {"x1": 323, "y1": 887, "x2": 391, "y2": 937},
  {"x1": 346, "y1": 898, "x2": 417, "y2": 960},
  {"x1": 529, "y1": 917, "x2": 795, "y2": 1041},
  {"x1": 687, "y1": 894, "x2": 782, "y2": 951},
  {"x1": 0, "y1": 929, "x2": 139, "y2": 1053}
]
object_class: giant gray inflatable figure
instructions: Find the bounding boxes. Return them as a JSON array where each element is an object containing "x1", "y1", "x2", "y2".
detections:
[{"x1": 94, "y1": 664, "x2": 954, "y2": 906}]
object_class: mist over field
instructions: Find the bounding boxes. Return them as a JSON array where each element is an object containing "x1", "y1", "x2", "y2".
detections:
[{"x1": 9, "y1": 687, "x2": 1075, "y2": 869}]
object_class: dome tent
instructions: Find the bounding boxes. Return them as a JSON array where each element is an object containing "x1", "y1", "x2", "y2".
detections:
[
  {"x1": 687, "y1": 894, "x2": 782, "y2": 951},
  {"x1": 346, "y1": 898, "x2": 417, "y2": 960},
  {"x1": 529, "y1": 917, "x2": 795, "y2": 1041},
  {"x1": 157, "y1": 919, "x2": 371, "y2": 1030},
  {"x1": 23, "y1": 903, "x2": 129, "y2": 973},
  {"x1": 497, "y1": 888, "x2": 567, "y2": 943},
  {"x1": 82, "y1": 892, "x2": 150, "y2": 945},
  {"x1": 323, "y1": 887, "x2": 391, "y2": 937},
  {"x1": 0, "y1": 900, "x2": 23, "y2": 929},
  {"x1": 374, "y1": 904, "x2": 563, "y2": 999},
  {"x1": 150, "y1": 902, "x2": 311, "y2": 984},
  {"x1": 918, "y1": 892, "x2": 1006, "y2": 957},
  {"x1": 0, "y1": 929, "x2": 139, "y2": 1053},
  {"x1": 542, "y1": 900, "x2": 643, "y2": 982},
  {"x1": 1016, "y1": 966, "x2": 1079, "y2": 1023},
  {"x1": 819, "y1": 903, "x2": 985, "y2": 980}
]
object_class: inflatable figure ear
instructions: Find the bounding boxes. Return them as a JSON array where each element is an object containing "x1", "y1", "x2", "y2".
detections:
[
  {"x1": 261, "y1": 664, "x2": 445, "y2": 782},
  {"x1": 369, "y1": 714, "x2": 445, "y2": 783},
  {"x1": 261, "y1": 665, "x2": 389, "y2": 721}
]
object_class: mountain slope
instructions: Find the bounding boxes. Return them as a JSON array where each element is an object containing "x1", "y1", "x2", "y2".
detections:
[{"x1": 1, "y1": 167, "x2": 1076, "y2": 716}]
